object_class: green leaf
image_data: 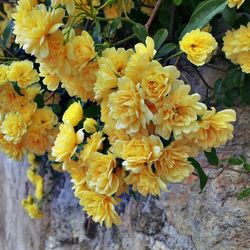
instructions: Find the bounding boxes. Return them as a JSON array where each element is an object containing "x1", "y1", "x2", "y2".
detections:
[
  {"x1": 204, "y1": 148, "x2": 219, "y2": 166},
  {"x1": 180, "y1": 0, "x2": 228, "y2": 38},
  {"x1": 243, "y1": 163, "x2": 250, "y2": 172},
  {"x1": 93, "y1": 20, "x2": 102, "y2": 44},
  {"x1": 189, "y1": 157, "x2": 208, "y2": 192},
  {"x1": 133, "y1": 23, "x2": 148, "y2": 42},
  {"x1": 238, "y1": 188, "x2": 250, "y2": 200},
  {"x1": 228, "y1": 156, "x2": 244, "y2": 165},
  {"x1": 2, "y1": 20, "x2": 13, "y2": 48},
  {"x1": 173, "y1": 0, "x2": 183, "y2": 5},
  {"x1": 154, "y1": 28, "x2": 168, "y2": 50},
  {"x1": 156, "y1": 43, "x2": 176, "y2": 58},
  {"x1": 12, "y1": 82, "x2": 24, "y2": 96},
  {"x1": 49, "y1": 104, "x2": 62, "y2": 115},
  {"x1": 222, "y1": 6, "x2": 236, "y2": 25},
  {"x1": 34, "y1": 93, "x2": 44, "y2": 108}
]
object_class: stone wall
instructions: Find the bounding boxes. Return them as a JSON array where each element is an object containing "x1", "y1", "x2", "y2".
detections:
[{"x1": 0, "y1": 62, "x2": 250, "y2": 250}]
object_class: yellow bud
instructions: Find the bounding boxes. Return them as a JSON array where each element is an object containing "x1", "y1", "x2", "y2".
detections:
[
  {"x1": 63, "y1": 102, "x2": 83, "y2": 127},
  {"x1": 83, "y1": 118, "x2": 98, "y2": 134}
]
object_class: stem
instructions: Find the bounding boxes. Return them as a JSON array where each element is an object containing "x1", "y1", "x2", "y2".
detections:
[
  {"x1": 145, "y1": 0, "x2": 163, "y2": 30},
  {"x1": 122, "y1": 0, "x2": 129, "y2": 19},
  {"x1": 97, "y1": 0, "x2": 110, "y2": 10},
  {"x1": 166, "y1": 51, "x2": 184, "y2": 61},
  {"x1": 113, "y1": 34, "x2": 136, "y2": 47}
]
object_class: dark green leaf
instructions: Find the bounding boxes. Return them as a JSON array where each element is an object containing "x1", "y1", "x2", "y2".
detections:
[
  {"x1": 12, "y1": 82, "x2": 24, "y2": 96},
  {"x1": 156, "y1": 43, "x2": 176, "y2": 58},
  {"x1": 180, "y1": 0, "x2": 227, "y2": 38},
  {"x1": 34, "y1": 93, "x2": 44, "y2": 108},
  {"x1": 49, "y1": 104, "x2": 62, "y2": 115},
  {"x1": 173, "y1": 0, "x2": 183, "y2": 5},
  {"x1": 222, "y1": 6, "x2": 236, "y2": 25},
  {"x1": 228, "y1": 156, "x2": 244, "y2": 165},
  {"x1": 133, "y1": 23, "x2": 148, "y2": 42},
  {"x1": 189, "y1": 157, "x2": 208, "y2": 192},
  {"x1": 204, "y1": 148, "x2": 219, "y2": 166},
  {"x1": 238, "y1": 188, "x2": 250, "y2": 200},
  {"x1": 2, "y1": 20, "x2": 13, "y2": 48},
  {"x1": 154, "y1": 28, "x2": 168, "y2": 50},
  {"x1": 243, "y1": 163, "x2": 250, "y2": 172}
]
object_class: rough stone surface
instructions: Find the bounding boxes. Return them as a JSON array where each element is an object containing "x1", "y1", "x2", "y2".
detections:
[{"x1": 0, "y1": 63, "x2": 250, "y2": 250}]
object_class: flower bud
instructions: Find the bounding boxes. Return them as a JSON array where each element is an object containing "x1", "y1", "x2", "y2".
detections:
[{"x1": 83, "y1": 118, "x2": 98, "y2": 134}]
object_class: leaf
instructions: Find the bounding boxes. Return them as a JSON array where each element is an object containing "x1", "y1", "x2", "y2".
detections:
[
  {"x1": 180, "y1": 0, "x2": 228, "y2": 38},
  {"x1": 204, "y1": 148, "x2": 219, "y2": 166},
  {"x1": 222, "y1": 6, "x2": 236, "y2": 25},
  {"x1": 173, "y1": 0, "x2": 183, "y2": 5},
  {"x1": 34, "y1": 93, "x2": 44, "y2": 108},
  {"x1": 133, "y1": 23, "x2": 148, "y2": 42},
  {"x1": 156, "y1": 43, "x2": 176, "y2": 58},
  {"x1": 2, "y1": 20, "x2": 13, "y2": 48},
  {"x1": 238, "y1": 188, "x2": 250, "y2": 200},
  {"x1": 92, "y1": 20, "x2": 102, "y2": 44},
  {"x1": 189, "y1": 157, "x2": 208, "y2": 192},
  {"x1": 12, "y1": 82, "x2": 24, "y2": 96},
  {"x1": 49, "y1": 104, "x2": 62, "y2": 115},
  {"x1": 228, "y1": 156, "x2": 244, "y2": 165},
  {"x1": 243, "y1": 163, "x2": 250, "y2": 172},
  {"x1": 154, "y1": 28, "x2": 168, "y2": 50}
]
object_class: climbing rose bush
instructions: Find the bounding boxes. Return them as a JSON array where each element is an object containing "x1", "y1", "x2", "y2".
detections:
[{"x1": 2, "y1": 0, "x2": 250, "y2": 227}]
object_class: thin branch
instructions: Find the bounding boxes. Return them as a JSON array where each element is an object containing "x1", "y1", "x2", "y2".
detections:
[{"x1": 145, "y1": 0, "x2": 163, "y2": 30}]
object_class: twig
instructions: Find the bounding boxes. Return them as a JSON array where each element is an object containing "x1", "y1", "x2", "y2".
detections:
[{"x1": 145, "y1": 0, "x2": 163, "y2": 30}]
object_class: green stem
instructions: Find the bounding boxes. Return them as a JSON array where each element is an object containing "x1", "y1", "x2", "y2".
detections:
[
  {"x1": 166, "y1": 51, "x2": 184, "y2": 61},
  {"x1": 113, "y1": 34, "x2": 136, "y2": 47}
]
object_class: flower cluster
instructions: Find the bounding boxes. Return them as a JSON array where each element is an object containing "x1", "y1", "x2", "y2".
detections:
[
  {"x1": 0, "y1": 0, "x2": 240, "y2": 226},
  {"x1": 223, "y1": 22, "x2": 250, "y2": 73},
  {"x1": 50, "y1": 37, "x2": 236, "y2": 227}
]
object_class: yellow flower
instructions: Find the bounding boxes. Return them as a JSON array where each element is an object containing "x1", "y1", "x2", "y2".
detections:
[
  {"x1": 125, "y1": 167, "x2": 167, "y2": 196},
  {"x1": 83, "y1": 118, "x2": 98, "y2": 133},
  {"x1": 104, "y1": 3, "x2": 121, "y2": 19},
  {"x1": 86, "y1": 152, "x2": 119, "y2": 196},
  {"x1": 180, "y1": 28, "x2": 218, "y2": 66},
  {"x1": 51, "y1": 0, "x2": 75, "y2": 15},
  {"x1": 140, "y1": 0, "x2": 156, "y2": 16},
  {"x1": 7, "y1": 60, "x2": 39, "y2": 88},
  {"x1": 186, "y1": 108, "x2": 236, "y2": 151},
  {"x1": 95, "y1": 47, "x2": 134, "y2": 101},
  {"x1": 13, "y1": 2, "x2": 65, "y2": 58},
  {"x1": 125, "y1": 37, "x2": 156, "y2": 84},
  {"x1": 223, "y1": 23, "x2": 250, "y2": 73},
  {"x1": 28, "y1": 153, "x2": 39, "y2": 168},
  {"x1": 0, "y1": 134, "x2": 25, "y2": 161},
  {"x1": 22, "y1": 126, "x2": 49, "y2": 155},
  {"x1": 141, "y1": 61, "x2": 180, "y2": 103},
  {"x1": 153, "y1": 81, "x2": 206, "y2": 140},
  {"x1": 21, "y1": 195, "x2": 44, "y2": 219},
  {"x1": 0, "y1": 65, "x2": 9, "y2": 85},
  {"x1": 35, "y1": 175, "x2": 43, "y2": 200},
  {"x1": 62, "y1": 102, "x2": 83, "y2": 127},
  {"x1": 1, "y1": 112, "x2": 27, "y2": 143},
  {"x1": 113, "y1": 135, "x2": 163, "y2": 173},
  {"x1": 115, "y1": 167, "x2": 128, "y2": 196},
  {"x1": 155, "y1": 140, "x2": 194, "y2": 182},
  {"x1": 108, "y1": 77, "x2": 153, "y2": 134},
  {"x1": 32, "y1": 107, "x2": 58, "y2": 129},
  {"x1": 80, "y1": 131, "x2": 104, "y2": 163},
  {"x1": 66, "y1": 31, "x2": 96, "y2": 71},
  {"x1": 78, "y1": 190, "x2": 121, "y2": 228},
  {"x1": 52, "y1": 123, "x2": 77, "y2": 162},
  {"x1": 228, "y1": 0, "x2": 245, "y2": 8}
]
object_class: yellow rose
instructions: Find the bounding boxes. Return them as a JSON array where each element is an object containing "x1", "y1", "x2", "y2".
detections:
[
  {"x1": 51, "y1": 0, "x2": 75, "y2": 15},
  {"x1": 83, "y1": 118, "x2": 98, "y2": 134},
  {"x1": 86, "y1": 152, "x2": 119, "y2": 196},
  {"x1": 155, "y1": 140, "x2": 194, "y2": 182},
  {"x1": 7, "y1": 60, "x2": 39, "y2": 88},
  {"x1": 113, "y1": 135, "x2": 163, "y2": 173},
  {"x1": 228, "y1": 0, "x2": 245, "y2": 8},
  {"x1": 0, "y1": 65, "x2": 9, "y2": 85},
  {"x1": 21, "y1": 195, "x2": 44, "y2": 219},
  {"x1": 78, "y1": 190, "x2": 121, "y2": 228},
  {"x1": 141, "y1": 61, "x2": 180, "y2": 103},
  {"x1": 62, "y1": 102, "x2": 83, "y2": 127},
  {"x1": 66, "y1": 31, "x2": 96, "y2": 71},
  {"x1": 1, "y1": 112, "x2": 27, "y2": 144},
  {"x1": 180, "y1": 28, "x2": 218, "y2": 66},
  {"x1": 32, "y1": 107, "x2": 58, "y2": 129},
  {"x1": 52, "y1": 123, "x2": 77, "y2": 162}
]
